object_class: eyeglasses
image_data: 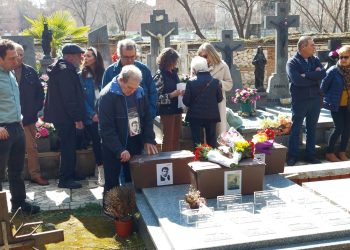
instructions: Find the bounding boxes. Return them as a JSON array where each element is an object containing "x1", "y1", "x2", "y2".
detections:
[
  {"x1": 340, "y1": 56, "x2": 350, "y2": 60},
  {"x1": 121, "y1": 55, "x2": 136, "y2": 61}
]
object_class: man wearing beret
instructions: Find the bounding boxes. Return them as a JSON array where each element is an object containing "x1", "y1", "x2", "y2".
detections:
[{"x1": 44, "y1": 44, "x2": 85, "y2": 189}]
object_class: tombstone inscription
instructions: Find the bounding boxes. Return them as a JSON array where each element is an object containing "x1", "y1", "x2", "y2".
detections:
[
  {"x1": 141, "y1": 10, "x2": 178, "y2": 74},
  {"x1": 264, "y1": 2, "x2": 300, "y2": 103}
]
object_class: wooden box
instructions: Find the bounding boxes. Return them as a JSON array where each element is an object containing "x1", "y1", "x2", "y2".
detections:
[{"x1": 255, "y1": 143, "x2": 287, "y2": 175}]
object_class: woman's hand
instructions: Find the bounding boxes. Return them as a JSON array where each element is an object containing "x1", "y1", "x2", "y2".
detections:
[{"x1": 170, "y1": 89, "x2": 182, "y2": 98}]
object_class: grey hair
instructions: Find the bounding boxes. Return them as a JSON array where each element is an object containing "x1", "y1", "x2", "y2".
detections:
[
  {"x1": 117, "y1": 38, "x2": 137, "y2": 57},
  {"x1": 191, "y1": 56, "x2": 209, "y2": 73},
  {"x1": 14, "y1": 43, "x2": 23, "y2": 51},
  {"x1": 297, "y1": 36, "x2": 313, "y2": 51},
  {"x1": 118, "y1": 65, "x2": 142, "y2": 83}
]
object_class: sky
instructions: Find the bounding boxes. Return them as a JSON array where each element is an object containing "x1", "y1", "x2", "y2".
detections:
[{"x1": 29, "y1": 0, "x2": 156, "y2": 8}]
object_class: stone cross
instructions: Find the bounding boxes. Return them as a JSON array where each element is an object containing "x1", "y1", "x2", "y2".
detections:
[
  {"x1": 88, "y1": 25, "x2": 112, "y2": 68},
  {"x1": 2, "y1": 35, "x2": 36, "y2": 68},
  {"x1": 264, "y1": 2, "x2": 300, "y2": 102},
  {"x1": 141, "y1": 9, "x2": 178, "y2": 74},
  {"x1": 212, "y1": 30, "x2": 244, "y2": 90},
  {"x1": 317, "y1": 39, "x2": 342, "y2": 70}
]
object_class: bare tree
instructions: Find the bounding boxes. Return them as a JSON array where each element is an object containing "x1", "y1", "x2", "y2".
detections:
[
  {"x1": 218, "y1": 0, "x2": 258, "y2": 38},
  {"x1": 175, "y1": 0, "x2": 206, "y2": 39}
]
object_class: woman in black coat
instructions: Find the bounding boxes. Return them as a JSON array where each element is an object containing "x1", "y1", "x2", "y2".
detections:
[{"x1": 183, "y1": 56, "x2": 223, "y2": 148}]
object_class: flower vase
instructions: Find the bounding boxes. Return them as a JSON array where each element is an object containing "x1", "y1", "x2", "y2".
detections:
[
  {"x1": 115, "y1": 219, "x2": 133, "y2": 238},
  {"x1": 240, "y1": 102, "x2": 253, "y2": 114}
]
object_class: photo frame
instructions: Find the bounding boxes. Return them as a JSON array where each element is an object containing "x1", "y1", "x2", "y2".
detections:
[
  {"x1": 156, "y1": 162, "x2": 173, "y2": 186},
  {"x1": 224, "y1": 170, "x2": 242, "y2": 195}
]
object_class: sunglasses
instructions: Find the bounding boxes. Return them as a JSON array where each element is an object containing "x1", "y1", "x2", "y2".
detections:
[{"x1": 340, "y1": 56, "x2": 350, "y2": 60}]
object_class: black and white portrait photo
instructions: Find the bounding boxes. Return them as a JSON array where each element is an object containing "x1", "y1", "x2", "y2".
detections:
[{"x1": 156, "y1": 163, "x2": 173, "y2": 186}]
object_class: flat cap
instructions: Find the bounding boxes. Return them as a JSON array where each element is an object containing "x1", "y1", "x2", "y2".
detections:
[{"x1": 62, "y1": 44, "x2": 84, "y2": 54}]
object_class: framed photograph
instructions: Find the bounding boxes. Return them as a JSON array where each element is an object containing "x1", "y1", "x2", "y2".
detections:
[
  {"x1": 156, "y1": 162, "x2": 173, "y2": 186},
  {"x1": 224, "y1": 170, "x2": 242, "y2": 195}
]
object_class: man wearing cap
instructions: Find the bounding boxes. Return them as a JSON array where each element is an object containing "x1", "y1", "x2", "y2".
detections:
[
  {"x1": 44, "y1": 43, "x2": 85, "y2": 189},
  {"x1": 0, "y1": 39, "x2": 40, "y2": 214}
]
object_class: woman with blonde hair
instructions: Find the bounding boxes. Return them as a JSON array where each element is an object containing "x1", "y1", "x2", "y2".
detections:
[
  {"x1": 197, "y1": 43, "x2": 233, "y2": 136},
  {"x1": 321, "y1": 45, "x2": 350, "y2": 162}
]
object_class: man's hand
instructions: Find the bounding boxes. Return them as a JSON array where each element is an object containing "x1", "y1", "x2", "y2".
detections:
[
  {"x1": 75, "y1": 121, "x2": 84, "y2": 129},
  {"x1": 120, "y1": 150, "x2": 131, "y2": 162},
  {"x1": 144, "y1": 143, "x2": 158, "y2": 155},
  {"x1": 92, "y1": 114, "x2": 99, "y2": 122},
  {"x1": 0, "y1": 127, "x2": 9, "y2": 140},
  {"x1": 315, "y1": 67, "x2": 321, "y2": 71}
]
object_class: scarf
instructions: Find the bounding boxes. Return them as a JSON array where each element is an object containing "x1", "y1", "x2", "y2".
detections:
[{"x1": 338, "y1": 63, "x2": 350, "y2": 89}]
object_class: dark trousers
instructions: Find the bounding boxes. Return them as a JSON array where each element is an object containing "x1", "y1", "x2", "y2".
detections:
[
  {"x1": 288, "y1": 97, "x2": 321, "y2": 158},
  {"x1": 54, "y1": 123, "x2": 77, "y2": 182},
  {"x1": 103, "y1": 135, "x2": 142, "y2": 195},
  {"x1": 327, "y1": 107, "x2": 350, "y2": 153},
  {"x1": 85, "y1": 122, "x2": 103, "y2": 166},
  {"x1": 0, "y1": 123, "x2": 26, "y2": 206},
  {"x1": 189, "y1": 119, "x2": 217, "y2": 148}
]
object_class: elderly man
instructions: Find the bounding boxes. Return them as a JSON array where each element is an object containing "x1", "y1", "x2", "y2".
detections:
[
  {"x1": 0, "y1": 39, "x2": 40, "y2": 214},
  {"x1": 44, "y1": 44, "x2": 85, "y2": 189},
  {"x1": 102, "y1": 39, "x2": 157, "y2": 119},
  {"x1": 99, "y1": 65, "x2": 158, "y2": 199},
  {"x1": 13, "y1": 43, "x2": 48, "y2": 186},
  {"x1": 286, "y1": 36, "x2": 326, "y2": 166}
]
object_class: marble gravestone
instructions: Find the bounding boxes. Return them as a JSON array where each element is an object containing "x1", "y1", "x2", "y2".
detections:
[
  {"x1": 88, "y1": 25, "x2": 112, "y2": 68},
  {"x1": 141, "y1": 9, "x2": 178, "y2": 74},
  {"x1": 212, "y1": 30, "x2": 244, "y2": 91},
  {"x1": 2, "y1": 35, "x2": 36, "y2": 68},
  {"x1": 317, "y1": 39, "x2": 342, "y2": 70},
  {"x1": 264, "y1": 2, "x2": 300, "y2": 104}
]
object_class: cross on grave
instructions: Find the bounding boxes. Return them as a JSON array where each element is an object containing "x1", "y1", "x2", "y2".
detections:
[
  {"x1": 141, "y1": 10, "x2": 178, "y2": 74},
  {"x1": 264, "y1": 2, "x2": 300, "y2": 102},
  {"x1": 212, "y1": 30, "x2": 244, "y2": 90},
  {"x1": 88, "y1": 25, "x2": 112, "y2": 68},
  {"x1": 317, "y1": 39, "x2": 342, "y2": 70}
]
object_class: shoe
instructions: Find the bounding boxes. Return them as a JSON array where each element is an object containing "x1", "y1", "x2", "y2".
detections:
[
  {"x1": 30, "y1": 176, "x2": 49, "y2": 186},
  {"x1": 96, "y1": 166, "x2": 105, "y2": 186},
  {"x1": 11, "y1": 201, "x2": 40, "y2": 214},
  {"x1": 73, "y1": 175, "x2": 86, "y2": 181},
  {"x1": 304, "y1": 157, "x2": 322, "y2": 164},
  {"x1": 338, "y1": 152, "x2": 348, "y2": 161},
  {"x1": 287, "y1": 157, "x2": 297, "y2": 166},
  {"x1": 325, "y1": 153, "x2": 340, "y2": 162},
  {"x1": 58, "y1": 180, "x2": 82, "y2": 189}
]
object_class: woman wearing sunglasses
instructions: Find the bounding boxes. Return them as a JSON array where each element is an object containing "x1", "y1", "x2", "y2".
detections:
[
  {"x1": 79, "y1": 47, "x2": 105, "y2": 185},
  {"x1": 321, "y1": 45, "x2": 350, "y2": 162}
]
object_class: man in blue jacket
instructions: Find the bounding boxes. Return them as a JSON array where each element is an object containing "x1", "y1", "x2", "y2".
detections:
[
  {"x1": 99, "y1": 65, "x2": 158, "y2": 201},
  {"x1": 286, "y1": 36, "x2": 326, "y2": 166},
  {"x1": 102, "y1": 39, "x2": 157, "y2": 119}
]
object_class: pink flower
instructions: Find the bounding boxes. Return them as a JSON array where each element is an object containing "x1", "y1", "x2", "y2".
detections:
[
  {"x1": 39, "y1": 128, "x2": 49, "y2": 138},
  {"x1": 40, "y1": 74, "x2": 49, "y2": 82},
  {"x1": 35, "y1": 132, "x2": 41, "y2": 138}
]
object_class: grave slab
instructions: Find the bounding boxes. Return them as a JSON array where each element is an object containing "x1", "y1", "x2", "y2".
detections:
[{"x1": 138, "y1": 175, "x2": 350, "y2": 249}]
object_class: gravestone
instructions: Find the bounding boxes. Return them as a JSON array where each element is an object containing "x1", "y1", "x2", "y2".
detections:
[
  {"x1": 317, "y1": 39, "x2": 342, "y2": 70},
  {"x1": 249, "y1": 24, "x2": 261, "y2": 38},
  {"x1": 177, "y1": 43, "x2": 189, "y2": 75},
  {"x1": 2, "y1": 35, "x2": 36, "y2": 68},
  {"x1": 212, "y1": 30, "x2": 244, "y2": 91},
  {"x1": 264, "y1": 2, "x2": 299, "y2": 104},
  {"x1": 88, "y1": 25, "x2": 112, "y2": 68},
  {"x1": 141, "y1": 9, "x2": 178, "y2": 74}
]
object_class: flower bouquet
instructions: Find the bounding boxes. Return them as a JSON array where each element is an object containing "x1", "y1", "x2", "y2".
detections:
[
  {"x1": 259, "y1": 115, "x2": 292, "y2": 136},
  {"x1": 252, "y1": 128, "x2": 275, "y2": 155},
  {"x1": 35, "y1": 117, "x2": 55, "y2": 139},
  {"x1": 184, "y1": 185, "x2": 206, "y2": 209},
  {"x1": 232, "y1": 87, "x2": 260, "y2": 117},
  {"x1": 194, "y1": 144, "x2": 212, "y2": 161}
]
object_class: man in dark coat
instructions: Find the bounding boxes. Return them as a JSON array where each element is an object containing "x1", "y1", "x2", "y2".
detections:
[
  {"x1": 13, "y1": 43, "x2": 48, "y2": 186},
  {"x1": 44, "y1": 44, "x2": 85, "y2": 189}
]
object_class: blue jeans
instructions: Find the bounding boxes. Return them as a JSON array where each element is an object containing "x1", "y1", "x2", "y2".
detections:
[{"x1": 288, "y1": 97, "x2": 321, "y2": 158}]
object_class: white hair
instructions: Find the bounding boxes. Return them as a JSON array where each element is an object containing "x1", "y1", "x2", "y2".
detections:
[
  {"x1": 13, "y1": 42, "x2": 23, "y2": 51},
  {"x1": 117, "y1": 38, "x2": 137, "y2": 57},
  {"x1": 118, "y1": 65, "x2": 142, "y2": 82},
  {"x1": 191, "y1": 56, "x2": 208, "y2": 74}
]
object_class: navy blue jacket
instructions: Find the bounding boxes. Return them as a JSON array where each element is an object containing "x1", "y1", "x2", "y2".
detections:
[
  {"x1": 44, "y1": 59, "x2": 85, "y2": 124},
  {"x1": 321, "y1": 65, "x2": 347, "y2": 111},
  {"x1": 79, "y1": 74, "x2": 100, "y2": 125},
  {"x1": 286, "y1": 52, "x2": 326, "y2": 101},
  {"x1": 98, "y1": 78, "x2": 156, "y2": 157},
  {"x1": 183, "y1": 72, "x2": 223, "y2": 122},
  {"x1": 18, "y1": 64, "x2": 44, "y2": 126},
  {"x1": 102, "y1": 60, "x2": 157, "y2": 119}
]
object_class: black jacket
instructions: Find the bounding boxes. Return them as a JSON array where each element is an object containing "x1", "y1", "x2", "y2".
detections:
[
  {"x1": 98, "y1": 78, "x2": 156, "y2": 157},
  {"x1": 183, "y1": 72, "x2": 223, "y2": 122},
  {"x1": 18, "y1": 64, "x2": 44, "y2": 126},
  {"x1": 44, "y1": 59, "x2": 85, "y2": 124}
]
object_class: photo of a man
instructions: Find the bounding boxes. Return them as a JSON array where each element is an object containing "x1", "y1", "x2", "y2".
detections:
[
  {"x1": 156, "y1": 163, "x2": 173, "y2": 186},
  {"x1": 129, "y1": 118, "x2": 140, "y2": 136}
]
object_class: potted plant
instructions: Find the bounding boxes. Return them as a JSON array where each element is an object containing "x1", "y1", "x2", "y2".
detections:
[
  {"x1": 232, "y1": 87, "x2": 260, "y2": 117},
  {"x1": 104, "y1": 186, "x2": 136, "y2": 238},
  {"x1": 185, "y1": 185, "x2": 206, "y2": 209}
]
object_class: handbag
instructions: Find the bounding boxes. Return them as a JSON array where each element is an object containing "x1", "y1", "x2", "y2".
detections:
[{"x1": 191, "y1": 79, "x2": 213, "y2": 104}]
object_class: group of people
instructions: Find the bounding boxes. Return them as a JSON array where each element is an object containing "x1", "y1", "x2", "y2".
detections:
[
  {"x1": 1, "y1": 34, "x2": 350, "y2": 215},
  {"x1": 287, "y1": 36, "x2": 350, "y2": 166}
]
